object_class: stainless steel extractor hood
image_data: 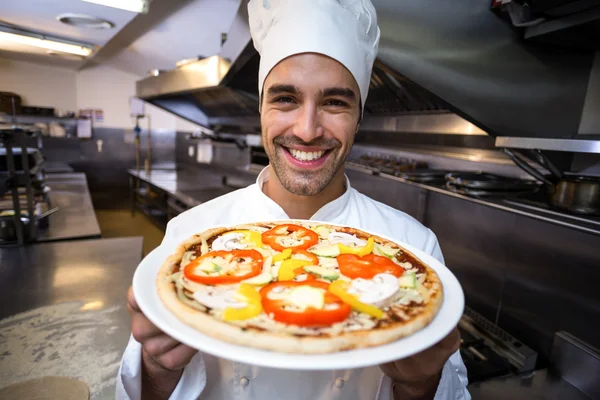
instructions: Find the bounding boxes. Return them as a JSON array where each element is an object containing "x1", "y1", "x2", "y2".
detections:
[{"x1": 136, "y1": 0, "x2": 597, "y2": 139}]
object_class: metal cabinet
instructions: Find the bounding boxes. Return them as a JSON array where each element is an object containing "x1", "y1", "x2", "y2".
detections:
[
  {"x1": 500, "y1": 217, "x2": 600, "y2": 356},
  {"x1": 345, "y1": 169, "x2": 427, "y2": 222},
  {"x1": 426, "y1": 191, "x2": 513, "y2": 324}
]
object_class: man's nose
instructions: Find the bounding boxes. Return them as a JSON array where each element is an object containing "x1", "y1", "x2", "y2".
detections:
[{"x1": 292, "y1": 103, "x2": 324, "y2": 143}]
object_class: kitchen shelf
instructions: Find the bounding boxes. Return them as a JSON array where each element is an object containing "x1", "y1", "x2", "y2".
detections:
[
  {"x1": 495, "y1": 137, "x2": 600, "y2": 154},
  {"x1": 0, "y1": 114, "x2": 84, "y2": 124}
]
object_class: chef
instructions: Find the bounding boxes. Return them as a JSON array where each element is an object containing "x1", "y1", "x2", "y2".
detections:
[{"x1": 117, "y1": 0, "x2": 470, "y2": 399}]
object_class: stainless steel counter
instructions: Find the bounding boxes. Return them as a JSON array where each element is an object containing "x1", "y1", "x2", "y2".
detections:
[
  {"x1": 43, "y1": 161, "x2": 74, "y2": 174},
  {"x1": 467, "y1": 369, "x2": 590, "y2": 399},
  {"x1": 0, "y1": 237, "x2": 144, "y2": 399},
  {"x1": 128, "y1": 167, "x2": 252, "y2": 212},
  {"x1": 37, "y1": 172, "x2": 102, "y2": 242}
]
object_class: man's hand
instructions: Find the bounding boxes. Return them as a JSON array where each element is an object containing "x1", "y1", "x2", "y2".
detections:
[
  {"x1": 127, "y1": 286, "x2": 198, "y2": 400},
  {"x1": 379, "y1": 327, "x2": 461, "y2": 400}
]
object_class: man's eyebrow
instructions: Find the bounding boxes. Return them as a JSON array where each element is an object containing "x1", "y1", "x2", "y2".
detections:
[
  {"x1": 266, "y1": 84, "x2": 299, "y2": 96},
  {"x1": 322, "y1": 87, "x2": 357, "y2": 100}
]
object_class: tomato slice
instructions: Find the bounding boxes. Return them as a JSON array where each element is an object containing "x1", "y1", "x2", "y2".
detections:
[
  {"x1": 262, "y1": 224, "x2": 319, "y2": 252},
  {"x1": 260, "y1": 281, "x2": 351, "y2": 327},
  {"x1": 337, "y1": 253, "x2": 403, "y2": 279},
  {"x1": 183, "y1": 249, "x2": 263, "y2": 284}
]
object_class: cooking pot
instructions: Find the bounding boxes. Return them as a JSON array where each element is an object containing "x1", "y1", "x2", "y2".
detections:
[{"x1": 504, "y1": 149, "x2": 600, "y2": 215}]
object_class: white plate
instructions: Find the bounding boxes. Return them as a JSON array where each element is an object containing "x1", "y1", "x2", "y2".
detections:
[{"x1": 133, "y1": 221, "x2": 464, "y2": 370}]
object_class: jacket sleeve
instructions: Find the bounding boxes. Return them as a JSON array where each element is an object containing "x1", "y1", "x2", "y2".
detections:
[
  {"x1": 115, "y1": 216, "x2": 208, "y2": 400},
  {"x1": 376, "y1": 350, "x2": 470, "y2": 400},
  {"x1": 115, "y1": 335, "x2": 207, "y2": 400}
]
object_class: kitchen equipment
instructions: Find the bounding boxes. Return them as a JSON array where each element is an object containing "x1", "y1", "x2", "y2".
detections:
[
  {"x1": 0, "y1": 147, "x2": 45, "y2": 174},
  {"x1": 459, "y1": 306, "x2": 538, "y2": 383},
  {"x1": 20, "y1": 105, "x2": 55, "y2": 117},
  {"x1": 504, "y1": 149, "x2": 600, "y2": 215},
  {"x1": 446, "y1": 172, "x2": 540, "y2": 191},
  {"x1": 349, "y1": 154, "x2": 428, "y2": 175},
  {"x1": 0, "y1": 92, "x2": 21, "y2": 115},
  {"x1": 0, "y1": 206, "x2": 58, "y2": 242},
  {"x1": 0, "y1": 172, "x2": 9, "y2": 196},
  {"x1": 444, "y1": 171, "x2": 540, "y2": 197},
  {"x1": 398, "y1": 169, "x2": 453, "y2": 185}
]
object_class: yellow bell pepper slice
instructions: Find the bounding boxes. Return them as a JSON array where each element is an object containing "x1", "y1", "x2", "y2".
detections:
[
  {"x1": 337, "y1": 237, "x2": 375, "y2": 257},
  {"x1": 278, "y1": 259, "x2": 312, "y2": 281},
  {"x1": 223, "y1": 284, "x2": 263, "y2": 321},
  {"x1": 230, "y1": 230, "x2": 263, "y2": 248},
  {"x1": 272, "y1": 248, "x2": 292, "y2": 263},
  {"x1": 328, "y1": 280, "x2": 384, "y2": 319}
]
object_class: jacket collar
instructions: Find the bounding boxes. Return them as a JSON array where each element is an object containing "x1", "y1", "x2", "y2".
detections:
[{"x1": 251, "y1": 166, "x2": 353, "y2": 221}]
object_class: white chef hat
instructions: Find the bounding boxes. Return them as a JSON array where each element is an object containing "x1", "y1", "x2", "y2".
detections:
[{"x1": 248, "y1": 0, "x2": 380, "y2": 110}]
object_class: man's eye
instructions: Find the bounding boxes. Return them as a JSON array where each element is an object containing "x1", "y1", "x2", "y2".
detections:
[
  {"x1": 325, "y1": 99, "x2": 349, "y2": 107},
  {"x1": 273, "y1": 96, "x2": 295, "y2": 104}
]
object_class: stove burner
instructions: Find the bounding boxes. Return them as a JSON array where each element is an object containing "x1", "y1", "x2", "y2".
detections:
[
  {"x1": 398, "y1": 170, "x2": 452, "y2": 184},
  {"x1": 445, "y1": 183, "x2": 539, "y2": 198},
  {"x1": 446, "y1": 172, "x2": 540, "y2": 191},
  {"x1": 351, "y1": 154, "x2": 428, "y2": 174}
]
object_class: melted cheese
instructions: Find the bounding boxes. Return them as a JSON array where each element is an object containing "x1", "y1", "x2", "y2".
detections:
[
  {"x1": 192, "y1": 285, "x2": 246, "y2": 310},
  {"x1": 212, "y1": 233, "x2": 247, "y2": 251},
  {"x1": 396, "y1": 288, "x2": 424, "y2": 305},
  {"x1": 348, "y1": 273, "x2": 399, "y2": 308},
  {"x1": 328, "y1": 232, "x2": 366, "y2": 247}
]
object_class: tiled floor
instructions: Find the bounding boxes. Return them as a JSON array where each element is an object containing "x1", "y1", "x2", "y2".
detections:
[{"x1": 95, "y1": 209, "x2": 164, "y2": 256}]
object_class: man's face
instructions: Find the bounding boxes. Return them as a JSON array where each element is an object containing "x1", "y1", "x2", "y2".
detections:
[{"x1": 261, "y1": 53, "x2": 361, "y2": 196}]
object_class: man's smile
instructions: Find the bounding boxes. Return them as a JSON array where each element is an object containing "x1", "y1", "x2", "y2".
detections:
[{"x1": 278, "y1": 144, "x2": 334, "y2": 169}]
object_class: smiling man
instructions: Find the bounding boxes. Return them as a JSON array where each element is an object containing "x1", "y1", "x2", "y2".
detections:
[{"x1": 116, "y1": 1, "x2": 470, "y2": 399}]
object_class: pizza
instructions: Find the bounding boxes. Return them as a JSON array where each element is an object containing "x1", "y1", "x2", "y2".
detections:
[{"x1": 157, "y1": 221, "x2": 443, "y2": 354}]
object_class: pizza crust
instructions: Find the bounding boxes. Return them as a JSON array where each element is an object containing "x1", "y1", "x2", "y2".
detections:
[{"x1": 156, "y1": 221, "x2": 444, "y2": 354}]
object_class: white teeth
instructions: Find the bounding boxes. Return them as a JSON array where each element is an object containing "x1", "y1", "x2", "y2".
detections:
[{"x1": 289, "y1": 149, "x2": 325, "y2": 161}]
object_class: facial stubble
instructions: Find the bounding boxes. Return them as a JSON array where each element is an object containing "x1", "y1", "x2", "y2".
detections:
[{"x1": 265, "y1": 135, "x2": 352, "y2": 196}]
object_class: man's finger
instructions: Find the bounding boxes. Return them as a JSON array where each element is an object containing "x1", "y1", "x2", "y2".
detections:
[
  {"x1": 126, "y1": 286, "x2": 140, "y2": 313},
  {"x1": 437, "y1": 327, "x2": 461, "y2": 354},
  {"x1": 155, "y1": 343, "x2": 198, "y2": 371},
  {"x1": 143, "y1": 335, "x2": 182, "y2": 358},
  {"x1": 131, "y1": 313, "x2": 163, "y2": 342}
]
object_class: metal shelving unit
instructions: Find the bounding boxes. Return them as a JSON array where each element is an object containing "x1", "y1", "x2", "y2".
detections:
[{"x1": 0, "y1": 125, "x2": 41, "y2": 245}]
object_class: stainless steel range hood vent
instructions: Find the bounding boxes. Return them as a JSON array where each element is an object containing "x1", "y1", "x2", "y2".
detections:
[
  {"x1": 136, "y1": 54, "x2": 260, "y2": 128},
  {"x1": 136, "y1": 48, "x2": 455, "y2": 131},
  {"x1": 135, "y1": 0, "x2": 457, "y2": 132},
  {"x1": 136, "y1": 0, "x2": 596, "y2": 139}
]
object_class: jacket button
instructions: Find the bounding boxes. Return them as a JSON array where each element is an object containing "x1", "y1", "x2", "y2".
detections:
[
  {"x1": 240, "y1": 377, "x2": 250, "y2": 387},
  {"x1": 334, "y1": 378, "x2": 345, "y2": 388}
]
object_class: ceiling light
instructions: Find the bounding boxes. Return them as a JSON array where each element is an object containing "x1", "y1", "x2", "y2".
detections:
[
  {"x1": 57, "y1": 13, "x2": 115, "y2": 30},
  {"x1": 81, "y1": 0, "x2": 150, "y2": 14},
  {"x1": 46, "y1": 50, "x2": 85, "y2": 61},
  {"x1": 0, "y1": 27, "x2": 93, "y2": 57}
]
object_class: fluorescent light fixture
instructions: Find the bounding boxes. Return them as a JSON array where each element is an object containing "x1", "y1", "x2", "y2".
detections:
[
  {"x1": 0, "y1": 27, "x2": 93, "y2": 57},
  {"x1": 82, "y1": 0, "x2": 150, "y2": 13}
]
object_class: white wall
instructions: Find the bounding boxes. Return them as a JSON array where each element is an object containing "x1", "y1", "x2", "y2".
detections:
[
  {"x1": 76, "y1": 63, "x2": 176, "y2": 130},
  {"x1": 0, "y1": 58, "x2": 77, "y2": 112},
  {"x1": 0, "y1": 57, "x2": 201, "y2": 131},
  {"x1": 579, "y1": 52, "x2": 600, "y2": 135}
]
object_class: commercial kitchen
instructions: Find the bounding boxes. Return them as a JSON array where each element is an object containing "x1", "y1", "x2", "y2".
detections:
[{"x1": 1, "y1": 0, "x2": 599, "y2": 399}]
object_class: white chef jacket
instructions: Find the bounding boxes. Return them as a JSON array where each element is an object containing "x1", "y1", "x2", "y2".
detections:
[{"x1": 117, "y1": 167, "x2": 470, "y2": 400}]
